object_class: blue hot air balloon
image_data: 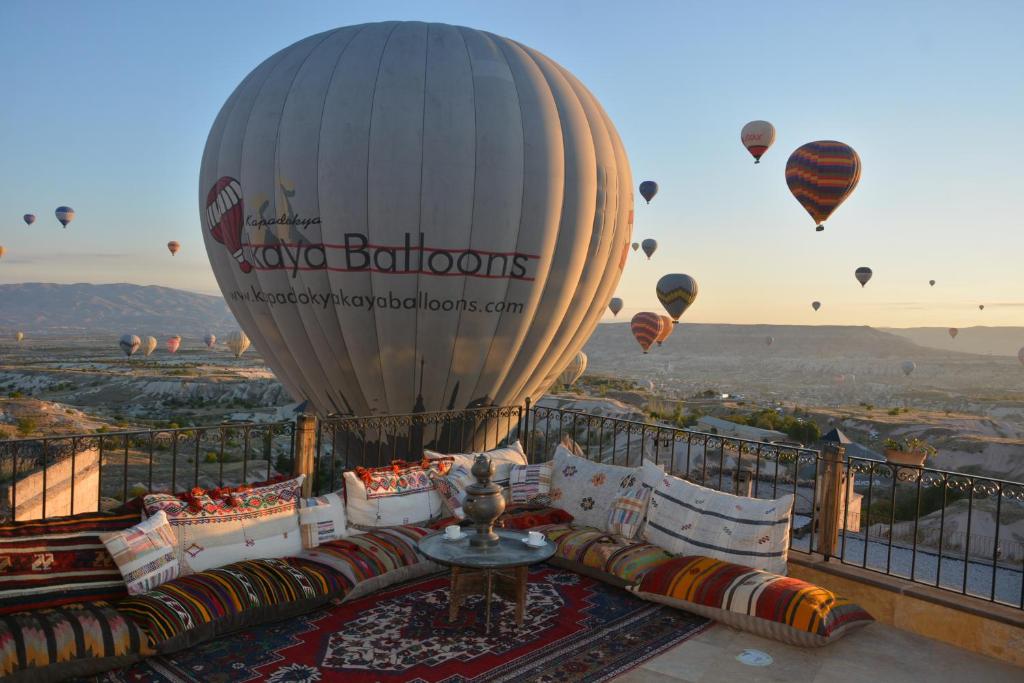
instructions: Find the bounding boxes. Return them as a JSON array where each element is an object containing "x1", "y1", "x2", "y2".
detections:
[
  {"x1": 639, "y1": 181, "x2": 658, "y2": 204},
  {"x1": 23, "y1": 214, "x2": 36, "y2": 226}
]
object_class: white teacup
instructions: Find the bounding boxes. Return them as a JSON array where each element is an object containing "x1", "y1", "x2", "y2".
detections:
[
  {"x1": 445, "y1": 525, "x2": 462, "y2": 540},
  {"x1": 528, "y1": 531, "x2": 544, "y2": 546}
]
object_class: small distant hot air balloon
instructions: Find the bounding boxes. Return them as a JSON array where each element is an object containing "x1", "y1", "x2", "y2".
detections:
[
  {"x1": 631, "y1": 242, "x2": 639, "y2": 252},
  {"x1": 785, "y1": 141, "x2": 861, "y2": 232},
  {"x1": 655, "y1": 315, "x2": 674, "y2": 346},
  {"x1": 901, "y1": 360, "x2": 916, "y2": 377},
  {"x1": 979, "y1": 305, "x2": 985, "y2": 311},
  {"x1": 854, "y1": 267, "x2": 872, "y2": 287},
  {"x1": 1018, "y1": 346, "x2": 1024, "y2": 366},
  {"x1": 0, "y1": 246, "x2": 6, "y2": 259},
  {"x1": 143, "y1": 336, "x2": 158, "y2": 356},
  {"x1": 608, "y1": 298, "x2": 623, "y2": 317},
  {"x1": 641, "y1": 239, "x2": 658, "y2": 259},
  {"x1": 119, "y1": 334, "x2": 141, "y2": 357},
  {"x1": 14, "y1": 331, "x2": 24, "y2": 344},
  {"x1": 948, "y1": 328, "x2": 958, "y2": 339},
  {"x1": 167, "y1": 241, "x2": 180, "y2": 256},
  {"x1": 656, "y1": 274, "x2": 698, "y2": 323},
  {"x1": 166, "y1": 336, "x2": 181, "y2": 354},
  {"x1": 639, "y1": 181, "x2": 658, "y2": 204},
  {"x1": 812, "y1": 301, "x2": 821, "y2": 311},
  {"x1": 740, "y1": 120, "x2": 776, "y2": 163},
  {"x1": 204, "y1": 333, "x2": 217, "y2": 348},
  {"x1": 929, "y1": 280, "x2": 936, "y2": 287},
  {"x1": 22, "y1": 214, "x2": 35, "y2": 227},
  {"x1": 557, "y1": 351, "x2": 588, "y2": 388},
  {"x1": 55, "y1": 206, "x2": 75, "y2": 228},
  {"x1": 765, "y1": 335, "x2": 774, "y2": 346},
  {"x1": 225, "y1": 331, "x2": 250, "y2": 358},
  {"x1": 631, "y1": 312, "x2": 664, "y2": 354}
]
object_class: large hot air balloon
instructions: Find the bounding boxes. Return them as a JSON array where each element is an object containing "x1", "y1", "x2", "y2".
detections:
[
  {"x1": 785, "y1": 141, "x2": 861, "y2": 232},
  {"x1": 143, "y1": 336, "x2": 158, "y2": 356},
  {"x1": 854, "y1": 267, "x2": 872, "y2": 287},
  {"x1": 14, "y1": 331, "x2": 24, "y2": 344},
  {"x1": 929, "y1": 280, "x2": 936, "y2": 287},
  {"x1": 631, "y1": 242, "x2": 639, "y2": 252},
  {"x1": 630, "y1": 312, "x2": 664, "y2": 353},
  {"x1": 740, "y1": 120, "x2": 775, "y2": 163},
  {"x1": 167, "y1": 241, "x2": 181, "y2": 256},
  {"x1": 22, "y1": 214, "x2": 35, "y2": 227},
  {"x1": 225, "y1": 331, "x2": 251, "y2": 359},
  {"x1": 641, "y1": 239, "x2": 657, "y2": 259},
  {"x1": 656, "y1": 274, "x2": 698, "y2": 323},
  {"x1": 639, "y1": 181, "x2": 658, "y2": 204},
  {"x1": 655, "y1": 314, "x2": 674, "y2": 346},
  {"x1": 55, "y1": 206, "x2": 75, "y2": 228},
  {"x1": 765, "y1": 335, "x2": 774, "y2": 346},
  {"x1": 608, "y1": 298, "x2": 623, "y2": 317},
  {"x1": 204, "y1": 333, "x2": 217, "y2": 348},
  {"x1": 901, "y1": 360, "x2": 916, "y2": 377},
  {"x1": 119, "y1": 334, "x2": 141, "y2": 357},
  {"x1": 201, "y1": 22, "x2": 634, "y2": 419},
  {"x1": 166, "y1": 336, "x2": 181, "y2": 354},
  {"x1": 948, "y1": 328, "x2": 958, "y2": 339},
  {"x1": 557, "y1": 351, "x2": 587, "y2": 387},
  {"x1": 812, "y1": 301, "x2": 821, "y2": 311}
]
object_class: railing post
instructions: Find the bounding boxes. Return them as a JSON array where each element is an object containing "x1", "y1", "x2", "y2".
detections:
[
  {"x1": 294, "y1": 414, "x2": 317, "y2": 498},
  {"x1": 522, "y1": 397, "x2": 531, "y2": 463},
  {"x1": 817, "y1": 442, "x2": 846, "y2": 561}
]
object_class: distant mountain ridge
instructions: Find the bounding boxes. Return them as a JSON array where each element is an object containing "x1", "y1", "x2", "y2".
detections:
[
  {"x1": 0, "y1": 283, "x2": 237, "y2": 335},
  {"x1": 881, "y1": 327, "x2": 1024, "y2": 357}
]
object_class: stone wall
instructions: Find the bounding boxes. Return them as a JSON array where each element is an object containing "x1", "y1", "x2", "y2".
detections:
[{"x1": 1, "y1": 448, "x2": 100, "y2": 520}]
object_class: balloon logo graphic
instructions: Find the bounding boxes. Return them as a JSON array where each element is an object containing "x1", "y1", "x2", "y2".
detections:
[
  {"x1": 812, "y1": 301, "x2": 821, "y2": 311},
  {"x1": 119, "y1": 334, "x2": 141, "y2": 357},
  {"x1": 855, "y1": 267, "x2": 872, "y2": 287},
  {"x1": 167, "y1": 241, "x2": 181, "y2": 256},
  {"x1": 948, "y1": 328, "x2": 958, "y2": 339},
  {"x1": 204, "y1": 333, "x2": 217, "y2": 348},
  {"x1": 740, "y1": 120, "x2": 776, "y2": 163},
  {"x1": 656, "y1": 274, "x2": 699, "y2": 323},
  {"x1": 55, "y1": 206, "x2": 75, "y2": 228},
  {"x1": 23, "y1": 214, "x2": 35, "y2": 227},
  {"x1": 639, "y1": 181, "x2": 658, "y2": 204},
  {"x1": 608, "y1": 297, "x2": 623, "y2": 317},
  {"x1": 205, "y1": 177, "x2": 250, "y2": 273},
  {"x1": 655, "y1": 314, "x2": 674, "y2": 346},
  {"x1": 200, "y1": 22, "x2": 634, "y2": 419},
  {"x1": 631, "y1": 312, "x2": 664, "y2": 353},
  {"x1": 143, "y1": 336, "x2": 158, "y2": 356},
  {"x1": 785, "y1": 141, "x2": 861, "y2": 232}
]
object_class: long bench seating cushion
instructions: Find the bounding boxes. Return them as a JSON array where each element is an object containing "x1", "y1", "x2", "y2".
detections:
[
  {"x1": 344, "y1": 459, "x2": 452, "y2": 528},
  {"x1": 0, "y1": 510, "x2": 140, "y2": 615},
  {"x1": 630, "y1": 556, "x2": 874, "y2": 647},
  {"x1": 117, "y1": 557, "x2": 347, "y2": 655},
  {"x1": 541, "y1": 524, "x2": 674, "y2": 588},
  {"x1": 0, "y1": 601, "x2": 153, "y2": 682},
  {"x1": 643, "y1": 472, "x2": 793, "y2": 575},
  {"x1": 99, "y1": 510, "x2": 182, "y2": 595},
  {"x1": 426, "y1": 441, "x2": 528, "y2": 500},
  {"x1": 299, "y1": 492, "x2": 349, "y2": 548},
  {"x1": 295, "y1": 525, "x2": 440, "y2": 602},
  {"x1": 143, "y1": 475, "x2": 304, "y2": 572}
]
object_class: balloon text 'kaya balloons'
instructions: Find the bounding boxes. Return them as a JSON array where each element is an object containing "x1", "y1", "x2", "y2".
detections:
[
  {"x1": 608, "y1": 297, "x2": 623, "y2": 317},
  {"x1": 656, "y1": 274, "x2": 698, "y2": 323},
  {"x1": 639, "y1": 181, "x2": 658, "y2": 204},
  {"x1": 201, "y1": 22, "x2": 634, "y2": 417},
  {"x1": 630, "y1": 312, "x2": 664, "y2": 353},
  {"x1": 855, "y1": 267, "x2": 872, "y2": 287},
  {"x1": 785, "y1": 141, "x2": 860, "y2": 232},
  {"x1": 740, "y1": 121, "x2": 775, "y2": 163}
]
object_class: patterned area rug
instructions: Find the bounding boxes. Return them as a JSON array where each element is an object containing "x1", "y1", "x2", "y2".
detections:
[{"x1": 101, "y1": 566, "x2": 710, "y2": 683}]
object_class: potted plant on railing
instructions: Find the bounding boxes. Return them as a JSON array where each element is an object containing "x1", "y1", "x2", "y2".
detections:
[{"x1": 883, "y1": 437, "x2": 936, "y2": 481}]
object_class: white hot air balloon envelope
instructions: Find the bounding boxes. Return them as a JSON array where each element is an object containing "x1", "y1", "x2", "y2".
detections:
[
  {"x1": 557, "y1": 351, "x2": 587, "y2": 388},
  {"x1": 143, "y1": 336, "x2": 158, "y2": 356},
  {"x1": 225, "y1": 331, "x2": 251, "y2": 359},
  {"x1": 740, "y1": 120, "x2": 776, "y2": 163},
  {"x1": 200, "y1": 22, "x2": 633, "y2": 418}
]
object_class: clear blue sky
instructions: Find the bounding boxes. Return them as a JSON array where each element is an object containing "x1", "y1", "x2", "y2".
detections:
[{"x1": 2, "y1": 0, "x2": 1021, "y2": 326}]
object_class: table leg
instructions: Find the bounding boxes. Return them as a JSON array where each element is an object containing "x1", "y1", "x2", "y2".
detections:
[{"x1": 515, "y1": 565, "x2": 527, "y2": 627}]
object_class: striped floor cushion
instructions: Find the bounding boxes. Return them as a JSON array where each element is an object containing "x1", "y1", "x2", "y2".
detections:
[
  {"x1": 117, "y1": 557, "x2": 348, "y2": 654},
  {"x1": 0, "y1": 510, "x2": 141, "y2": 614},
  {"x1": 542, "y1": 524, "x2": 674, "y2": 586},
  {"x1": 295, "y1": 525, "x2": 441, "y2": 601},
  {"x1": 630, "y1": 556, "x2": 873, "y2": 647},
  {"x1": 0, "y1": 601, "x2": 152, "y2": 682}
]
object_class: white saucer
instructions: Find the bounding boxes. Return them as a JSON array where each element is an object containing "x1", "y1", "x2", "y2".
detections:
[
  {"x1": 522, "y1": 538, "x2": 546, "y2": 548},
  {"x1": 442, "y1": 533, "x2": 468, "y2": 541}
]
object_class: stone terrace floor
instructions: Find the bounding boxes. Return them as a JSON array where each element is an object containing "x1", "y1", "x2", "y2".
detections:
[{"x1": 614, "y1": 621, "x2": 1021, "y2": 682}]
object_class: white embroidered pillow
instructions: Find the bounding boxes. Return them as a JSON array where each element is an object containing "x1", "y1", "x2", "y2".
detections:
[{"x1": 99, "y1": 510, "x2": 183, "y2": 595}]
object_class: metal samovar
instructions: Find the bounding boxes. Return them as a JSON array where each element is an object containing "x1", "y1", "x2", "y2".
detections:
[{"x1": 461, "y1": 454, "x2": 505, "y2": 547}]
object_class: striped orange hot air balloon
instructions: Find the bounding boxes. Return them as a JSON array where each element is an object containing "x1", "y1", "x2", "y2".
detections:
[
  {"x1": 785, "y1": 141, "x2": 861, "y2": 232},
  {"x1": 631, "y1": 312, "x2": 664, "y2": 354},
  {"x1": 655, "y1": 315, "x2": 674, "y2": 346}
]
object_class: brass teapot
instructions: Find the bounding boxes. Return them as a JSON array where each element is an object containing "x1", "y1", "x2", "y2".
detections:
[{"x1": 461, "y1": 454, "x2": 505, "y2": 547}]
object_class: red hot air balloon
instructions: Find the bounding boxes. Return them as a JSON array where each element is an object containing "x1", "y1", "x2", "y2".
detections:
[
  {"x1": 167, "y1": 241, "x2": 180, "y2": 255},
  {"x1": 785, "y1": 141, "x2": 861, "y2": 232},
  {"x1": 631, "y1": 312, "x2": 664, "y2": 354},
  {"x1": 948, "y1": 328, "x2": 958, "y2": 339},
  {"x1": 205, "y1": 177, "x2": 250, "y2": 273},
  {"x1": 166, "y1": 336, "x2": 181, "y2": 353}
]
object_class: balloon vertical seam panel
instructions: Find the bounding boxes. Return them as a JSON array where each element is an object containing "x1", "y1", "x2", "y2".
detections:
[{"x1": 200, "y1": 22, "x2": 631, "y2": 420}]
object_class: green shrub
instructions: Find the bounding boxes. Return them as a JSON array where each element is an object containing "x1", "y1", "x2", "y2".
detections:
[{"x1": 15, "y1": 417, "x2": 37, "y2": 436}]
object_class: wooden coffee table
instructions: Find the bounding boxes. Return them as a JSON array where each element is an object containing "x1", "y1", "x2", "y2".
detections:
[{"x1": 419, "y1": 528, "x2": 555, "y2": 633}]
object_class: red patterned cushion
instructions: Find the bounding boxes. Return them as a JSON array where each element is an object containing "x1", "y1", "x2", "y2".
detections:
[
  {"x1": 496, "y1": 505, "x2": 574, "y2": 530},
  {"x1": 543, "y1": 525, "x2": 673, "y2": 584},
  {"x1": 631, "y1": 556, "x2": 873, "y2": 647},
  {"x1": 0, "y1": 510, "x2": 140, "y2": 615}
]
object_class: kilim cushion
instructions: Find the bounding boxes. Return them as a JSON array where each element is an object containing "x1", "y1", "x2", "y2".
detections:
[
  {"x1": 344, "y1": 459, "x2": 451, "y2": 528},
  {"x1": 0, "y1": 601, "x2": 153, "y2": 682},
  {"x1": 509, "y1": 461, "x2": 553, "y2": 504},
  {"x1": 99, "y1": 510, "x2": 183, "y2": 595},
  {"x1": 295, "y1": 525, "x2": 441, "y2": 602},
  {"x1": 643, "y1": 473, "x2": 793, "y2": 574},
  {"x1": 428, "y1": 463, "x2": 473, "y2": 519},
  {"x1": 299, "y1": 492, "x2": 349, "y2": 548},
  {"x1": 0, "y1": 510, "x2": 140, "y2": 615},
  {"x1": 607, "y1": 485, "x2": 652, "y2": 539},
  {"x1": 496, "y1": 504, "x2": 574, "y2": 531},
  {"x1": 631, "y1": 556, "x2": 874, "y2": 647},
  {"x1": 117, "y1": 557, "x2": 348, "y2": 654},
  {"x1": 143, "y1": 475, "x2": 304, "y2": 572},
  {"x1": 542, "y1": 524, "x2": 674, "y2": 587},
  {"x1": 548, "y1": 447, "x2": 643, "y2": 532}
]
